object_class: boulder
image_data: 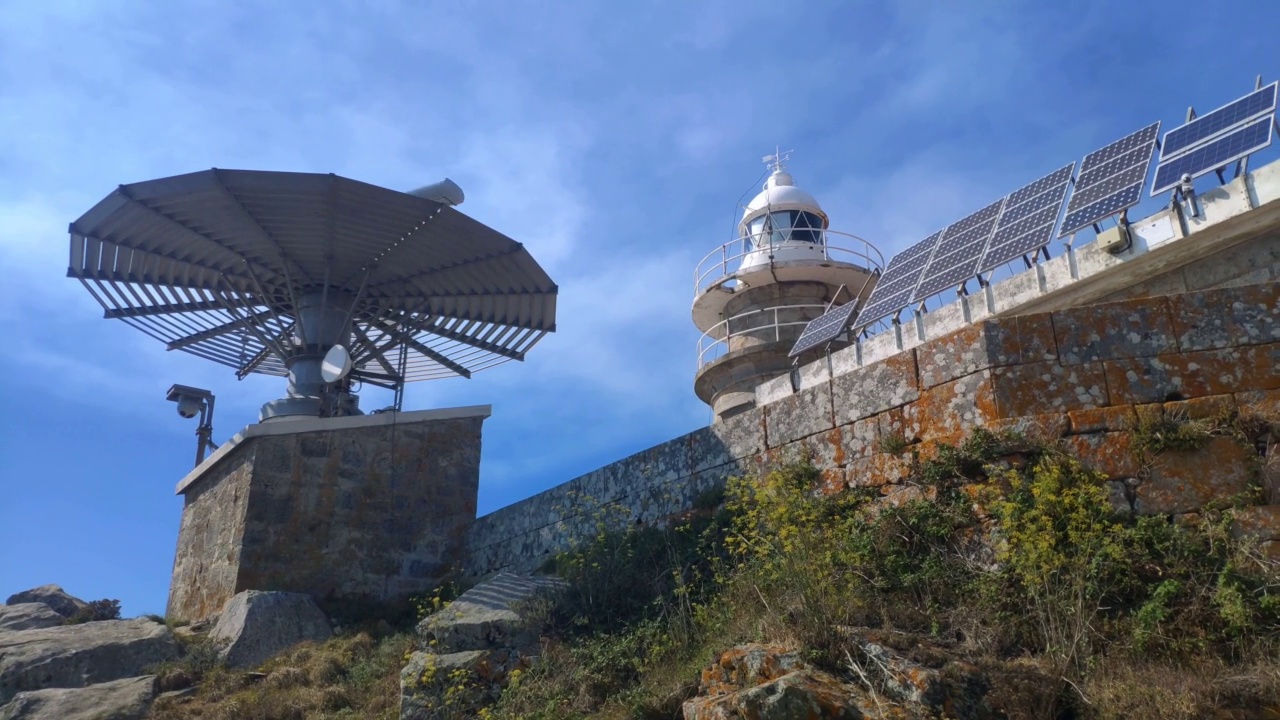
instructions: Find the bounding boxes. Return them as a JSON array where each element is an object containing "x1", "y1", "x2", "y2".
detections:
[
  {"x1": 209, "y1": 591, "x2": 332, "y2": 669},
  {"x1": 416, "y1": 573, "x2": 563, "y2": 654},
  {"x1": 4, "y1": 587, "x2": 88, "y2": 620},
  {"x1": 0, "y1": 606, "x2": 62, "y2": 633},
  {"x1": 0, "y1": 675, "x2": 157, "y2": 720},
  {"x1": 0, "y1": 619, "x2": 176, "y2": 703},
  {"x1": 400, "y1": 649, "x2": 532, "y2": 720},
  {"x1": 683, "y1": 644, "x2": 875, "y2": 720}
]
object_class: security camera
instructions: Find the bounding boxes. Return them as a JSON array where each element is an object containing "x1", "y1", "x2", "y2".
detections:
[
  {"x1": 166, "y1": 384, "x2": 212, "y2": 419},
  {"x1": 166, "y1": 384, "x2": 218, "y2": 467}
]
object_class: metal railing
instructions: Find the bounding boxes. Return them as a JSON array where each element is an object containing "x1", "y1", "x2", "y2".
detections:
[
  {"x1": 694, "y1": 229, "x2": 885, "y2": 297},
  {"x1": 696, "y1": 303, "x2": 831, "y2": 369}
]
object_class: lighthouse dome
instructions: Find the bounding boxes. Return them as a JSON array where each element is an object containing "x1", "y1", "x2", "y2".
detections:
[{"x1": 742, "y1": 170, "x2": 827, "y2": 223}]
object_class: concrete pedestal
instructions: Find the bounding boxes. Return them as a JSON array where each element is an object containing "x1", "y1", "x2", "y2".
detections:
[{"x1": 166, "y1": 406, "x2": 490, "y2": 623}]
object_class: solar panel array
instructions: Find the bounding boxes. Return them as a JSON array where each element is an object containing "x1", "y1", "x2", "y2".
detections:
[
  {"x1": 848, "y1": 79, "x2": 1278, "y2": 334},
  {"x1": 1161, "y1": 83, "x2": 1277, "y2": 157},
  {"x1": 1059, "y1": 122, "x2": 1160, "y2": 236},
  {"x1": 1152, "y1": 117, "x2": 1274, "y2": 194},
  {"x1": 1151, "y1": 85, "x2": 1277, "y2": 195},
  {"x1": 980, "y1": 163, "x2": 1074, "y2": 272},
  {"x1": 913, "y1": 200, "x2": 1004, "y2": 301},
  {"x1": 789, "y1": 301, "x2": 859, "y2": 357},
  {"x1": 851, "y1": 233, "x2": 940, "y2": 329}
]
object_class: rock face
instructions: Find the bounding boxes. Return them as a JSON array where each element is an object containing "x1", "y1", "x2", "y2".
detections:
[
  {"x1": 0, "y1": 619, "x2": 177, "y2": 703},
  {"x1": 0, "y1": 675, "x2": 157, "y2": 720},
  {"x1": 683, "y1": 644, "x2": 869, "y2": 720},
  {"x1": 0, "y1": 606, "x2": 62, "y2": 633},
  {"x1": 4, "y1": 586, "x2": 88, "y2": 620},
  {"x1": 402, "y1": 573, "x2": 563, "y2": 720},
  {"x1": 208, "y1": 590, "x2": 332, "y2": 670}
]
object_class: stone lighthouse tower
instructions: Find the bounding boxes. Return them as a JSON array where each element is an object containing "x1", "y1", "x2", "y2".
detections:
[{"x1": 693, "y1": 152, "x2": 884, "y2": 421}]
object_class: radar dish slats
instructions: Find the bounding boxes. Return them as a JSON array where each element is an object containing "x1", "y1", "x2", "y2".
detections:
[
  {"x1": 71, "y1": 169, "x2": 557, "y2": 384},
  {"x1": 1058, "y1": 121, "x2": 1160, "y2": 237},
  {"x1": 1151, "y1": 117, "x2": 1274, "y2": 195},
  {"x1": 913, "y1": 199, "x2": 1003, "y2": 302},
  {"x1": 1161, "y1": 82, "x2": 1278, "y2": 158},
  {"x1": 789, "y1": 302, "x2": 859, "y2": 357}
]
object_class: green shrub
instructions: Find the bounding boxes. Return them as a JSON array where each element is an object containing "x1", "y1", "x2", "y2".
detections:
[{"x1": 65, "y1": 598, "x2": 121, "y2": 624}]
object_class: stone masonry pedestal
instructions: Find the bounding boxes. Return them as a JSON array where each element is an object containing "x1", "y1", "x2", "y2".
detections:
[{"x1": 166, "y1": 406, "x2": 489, "y2": 623}]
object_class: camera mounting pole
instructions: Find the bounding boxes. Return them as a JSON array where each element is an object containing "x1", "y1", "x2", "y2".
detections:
[{"x1": 166, "y1": 385, "x2": 217, "y2": 467}]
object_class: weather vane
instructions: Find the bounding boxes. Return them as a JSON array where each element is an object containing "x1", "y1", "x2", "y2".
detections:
[{"x1": 762, "y1": 146, "x2": 793, "y2": 173}]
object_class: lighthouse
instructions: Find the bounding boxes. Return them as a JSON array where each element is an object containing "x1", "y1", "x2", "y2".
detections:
[{"x1": 693, "y1": 152, "x2": 884, "y2": 422}]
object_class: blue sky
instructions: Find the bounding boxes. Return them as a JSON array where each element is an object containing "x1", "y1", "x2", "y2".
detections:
[{"x1": 1, "y1": 1, "x2": 1277, "y2": 617}]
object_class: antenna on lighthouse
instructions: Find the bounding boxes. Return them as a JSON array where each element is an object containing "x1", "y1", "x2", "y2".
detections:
[{"x1": 762, "y1": 147, "x2": 794, "y2": 173}]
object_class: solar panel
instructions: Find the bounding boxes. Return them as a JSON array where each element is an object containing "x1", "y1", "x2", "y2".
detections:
[
  {"x1": 852, "y1": 231, "x2": 942, "y2": 328},
  {"x1": 979, "y1": 163, "x2": 1073, "y2": 272},
  {"x1": 1161, "y1": 82, "x2": 1277, "y2": 158},
  {"x1": 912, "y1": 200, "x2": 1003, "y2": 301},
  {"x1": 1151, "y1": 115, "x2": 1274, "y2": 195},
  {"x1": 1059, "y1": 122, "x2": 1160, "y2": 237},
  {"x1": 789, "y1": 301, "x2": 859, "y2": 357}
]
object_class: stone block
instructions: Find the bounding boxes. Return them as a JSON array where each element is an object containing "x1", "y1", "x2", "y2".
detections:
[
  {"x1": 1052, "y1": 296, "x2": 1178, "y2": 365},
  {"x1": 0, "y1": 604, "x2": 63, "y2": 632},
  {"x1": 839, "y1": 416, "x2": 881, "y2": 463},
  {"x1": 988, "y1": 412, "x2": 1071, "y2": 442},
  {"x1": 1236, "y1": 388, "x2": 1280, "y2": 420},
  {"x1": 846, "y1": 453, "x2": 914, "y2": 489},
  {"x1": 915, "y1": 370, "x2": 997, "y2": 443},
  {"x1": 1231, "y1": 505, "x2": 1280, "y2": 542},
  {"x1": 915, "y1": 315, "x2": 1057, "y2": 390},
  {"x1": 831, "y1": 351, "x2": 919, "y2": 426},
  {"x1": 1061, "y1": 432, "x2": 1142, "y2": 480},
  {"x1": 1167, "y1": 282, "x2": 1280, "y2": 352},
  {"x1": 1067, "y1": 405, "x2": 1137, "y2": 434},
  {"x1": 691, "y1": 408, "x2": 766, "y2": 473},
  {"x1": 1163, "y1": 394, "x2": 1235, "y2": 421},
  {"x1": 765, "y1": 382, "x2": 833, "y2": 447},
  {"x1": 1134, "y1": 437, "x2": 1257, "y2": 515},
  {"x1": 1104, "y1": 344, "x2": 1280, "y2": 405},
  {"x1": 991, "y1": 361, "x2": 1108, "y2": 418}
]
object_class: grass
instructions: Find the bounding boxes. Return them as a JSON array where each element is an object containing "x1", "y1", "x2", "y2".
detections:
[{"x1": 147, "y1": 631, "x2": 413, "y2": 720}]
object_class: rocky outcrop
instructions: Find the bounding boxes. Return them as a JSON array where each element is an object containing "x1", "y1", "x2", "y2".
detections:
[
  {"x1": 0, "y1": 606, "x2": 61, "y2": 633},
  {"x1": 0, "y1": 618, "x2": 176, "y2": 703},
  {"x1": 683, "y1": 641, "x2": 997, "y2": 720},
  {"x1": 683, "y1": 644, "x2": 871, "y2": 719},
  {"x1": 0, "y1": 675, "x2": 157, "y2": 720},
  {"x1": 208, "y1": 590, "x2": 332, "y2": 670},
  {"x1": 4, "y1": 586, "x2": 88, "y2": 620},
  {"x1": 401, "y1": 573, "x2": 563, "y2": 720}
]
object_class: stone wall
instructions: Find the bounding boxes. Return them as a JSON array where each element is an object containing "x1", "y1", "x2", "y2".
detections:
[
  {"x1": 168, "y1": 409, "x2": 487, "y2": 623},
  {"x1": 167, "y1": 452, "x2": 253, "y2": 622},
  {"x1": 468, "y1": 281, "x2": 1280, "y2": 574}
]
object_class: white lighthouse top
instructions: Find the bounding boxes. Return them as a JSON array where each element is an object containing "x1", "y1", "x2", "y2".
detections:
[{"x1": 740, "y1": 150, "x2": 829, "y2": 232}]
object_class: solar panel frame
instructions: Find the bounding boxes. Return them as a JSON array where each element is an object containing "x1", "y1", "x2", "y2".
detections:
[
  {"x1": 1151, "y1": 115, "x2": 1274, "y2": 195},
  {"x1": 979, "y1": 163, "x2": 1073, "y2": 273},
  {"x1": 852, "y1": 231, "x2": 942, "y2": 329},
  {"x1": 912, "y1": 200, "x2": 1003, "y2": 302},
  {"x1": 789, "y1": 301, "x2": 860, "y2": 357},
  {"x1": 1161, "y1": 82, "x2": 1278, "y2": 159},
  {"x1": 1058, "y1": 121, "x2": 1160, "y2": 237}
]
